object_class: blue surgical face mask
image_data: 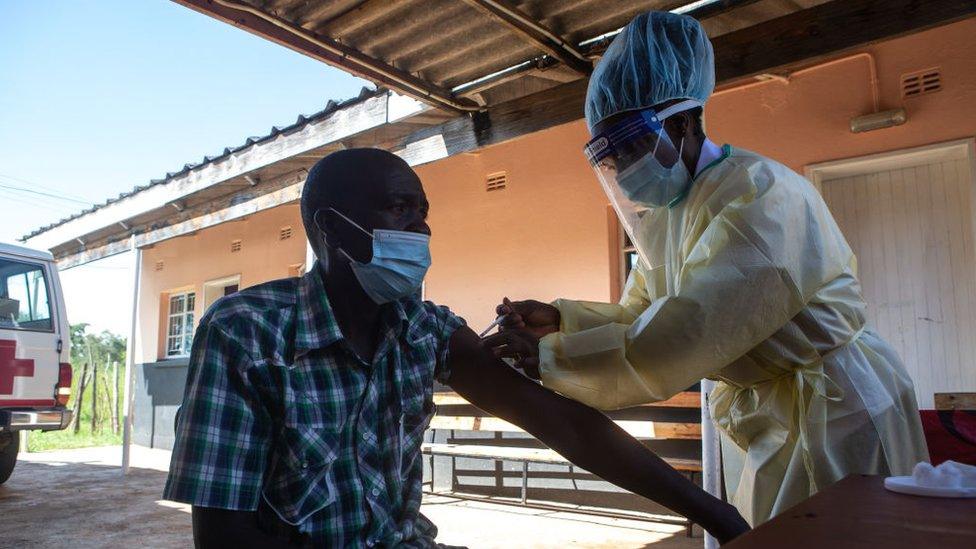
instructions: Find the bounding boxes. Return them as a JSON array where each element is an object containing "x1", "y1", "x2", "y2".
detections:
[
  {"x1": 615, "y1": 137, "x2": 691, "y2": 208},
  {"x1": 326, "y1": 208, "x2": 431, "y2": 304}
]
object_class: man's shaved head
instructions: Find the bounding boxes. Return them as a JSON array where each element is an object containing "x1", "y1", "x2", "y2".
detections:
[
  {"x1": 301, "y1": 148, "x2": 416, "y2": 237},
  {"x1": 302, "y1": 148, "x2": 430, "y2": 266}
]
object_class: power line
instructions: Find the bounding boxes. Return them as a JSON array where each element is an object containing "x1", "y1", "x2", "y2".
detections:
[
  {"x1": 0, "y1": 188, "x2": 79, "y2": 215},
  {"x1": 0, "y1": 181, "x2": 94, "y2": 206},
  {"x1": 0, "y1": 172, "x2": 95, "y2": 204}
]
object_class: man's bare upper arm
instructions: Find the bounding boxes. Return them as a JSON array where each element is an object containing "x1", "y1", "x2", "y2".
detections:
[{"x1": 445, "y1": 326, "x2": 559, "y2": 425}]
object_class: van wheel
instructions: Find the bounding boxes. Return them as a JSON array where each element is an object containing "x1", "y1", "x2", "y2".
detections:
[{"x1": 0, "y1": 432, "x2": 18, "y2": 484}]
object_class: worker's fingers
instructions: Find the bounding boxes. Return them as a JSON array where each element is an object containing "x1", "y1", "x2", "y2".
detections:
[
  {"x1": 498, "y1": 313, "x2": 525, "y2": 330},
  {"x1": 495, "y1": 297, "x2": 534, "y2": 317},
  {"x1": 489, "y1": 346, "x2": 541, "y2": 379},
  {"x1": 520, "y1": 358, "x2": 541, "y2": 380},
  {"x1": 482, "y1": 330, "x2": 531, "y2": 349},
  {"x1": 495, "y1": 297, "x2": 514, "y2": 316},
  {"x1": 482, "y1": 330, "x2": 537, "y2": 358}
]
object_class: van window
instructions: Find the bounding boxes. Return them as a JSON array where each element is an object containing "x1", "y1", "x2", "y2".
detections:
[{"x1": 0, "y1": 258, "x2": 53, "y2": 332}]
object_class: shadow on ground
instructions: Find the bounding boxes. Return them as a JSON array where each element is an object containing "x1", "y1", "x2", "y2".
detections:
[
  {"x1": 0, "y1": 457, "x2": 191, "y2": 549},
  {"x1": 1, "y1": 447, "x2": 698, "y2": 549}
]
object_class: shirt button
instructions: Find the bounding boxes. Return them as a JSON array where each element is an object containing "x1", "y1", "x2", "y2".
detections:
[
  {"x1": 371, "y1": 487, "x2": 381, "y2": 497},
  {"x1": 362, "y1": 432, "x2": 369, "y2": 440},
  {"x1": 301, "y1": 461, "x2": 309, "y2": 470},
  {"x1": 366, "y1": 540, "x2": 375, "y2": 547}
]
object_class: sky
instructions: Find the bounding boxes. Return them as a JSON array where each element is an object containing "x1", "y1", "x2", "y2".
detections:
[{"x1": 0, "y1": 0, "x2": 368, "y2": 334}]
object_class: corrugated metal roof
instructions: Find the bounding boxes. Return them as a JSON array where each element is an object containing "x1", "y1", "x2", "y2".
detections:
[
  {"x1": 285, "y1": 0, "x2": 668, "y2": 89},
  {"x1": 191, "y1": 0, "x2": 826, "y2": 110},
  {"x1": 21, "y1": 86, "x2": 383, "y2": 242}
]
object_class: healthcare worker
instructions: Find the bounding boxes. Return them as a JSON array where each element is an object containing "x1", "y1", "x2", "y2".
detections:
[{"x1": 488, "y1": 11, "x2": 929, "y2": 526}]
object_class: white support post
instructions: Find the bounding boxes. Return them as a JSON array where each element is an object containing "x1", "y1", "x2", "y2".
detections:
[
  {"x1": 121, "y1": 239, "x2": 143, "y2": 474},
  {"x1": 701, "y1": 379, "x2": 722, "y2": 549},
  {"x1": 305, "y1": 239, "x2": 316, "y2": 275}
]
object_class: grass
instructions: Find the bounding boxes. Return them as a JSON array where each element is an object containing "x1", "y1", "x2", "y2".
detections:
[
  {"x1": 25, "y1": 363, "x2": 126, "y2": 453},
  {"x1": 27, "y1": 423, "x2": 122, "y2": 452}
]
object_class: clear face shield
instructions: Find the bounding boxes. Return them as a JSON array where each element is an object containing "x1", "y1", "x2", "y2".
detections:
[{"x1": 583, "y1": 99, "x2": 700, "y2": 266}]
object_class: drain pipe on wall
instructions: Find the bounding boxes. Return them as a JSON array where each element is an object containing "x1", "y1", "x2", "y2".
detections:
[
  {"x1": 713, "y1": 52, "x2": 881, "y2": 111},
  {"x1": 712, "y1": 53, "x2": 907, "y2": 133}
]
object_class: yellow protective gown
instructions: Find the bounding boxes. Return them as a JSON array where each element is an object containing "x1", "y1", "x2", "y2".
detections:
[{"x1": 538, "y1": 145, "x2": 929, "y2": 525}]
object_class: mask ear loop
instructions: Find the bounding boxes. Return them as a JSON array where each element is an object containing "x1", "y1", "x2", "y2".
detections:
[
  {"x1": 651, "y1": 128, "x2": 663, "y2": 158},
  {"x1": 323, "y1": 208, "x2": 374, "y2": 265},
  {"x1": 327, "y1": 207, "x2": 374, "y2": 239},
  {"x1": 675, "y1": 135, "x2": 686, "y2": 171}
]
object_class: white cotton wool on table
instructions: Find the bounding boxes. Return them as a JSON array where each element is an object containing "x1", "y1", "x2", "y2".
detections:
[{"x1": 912, "y1": 461, "x2": 976, "y2": 488}]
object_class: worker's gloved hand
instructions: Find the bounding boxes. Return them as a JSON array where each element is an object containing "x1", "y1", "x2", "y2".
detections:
[
  {"x1": 481, "y1": 329, "x2": 541, "y2": 380},
  {"x1": 495, "y1": 297, "x2": 560, "y2": 340}
]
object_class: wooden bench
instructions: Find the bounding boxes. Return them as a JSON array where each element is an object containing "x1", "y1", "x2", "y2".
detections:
[
  {"x1": 422, "y1": 391, "x2": 703, "y2": 534},
  {"x1": 935, "y1": 392, "x2": 976, "y2": 411}
]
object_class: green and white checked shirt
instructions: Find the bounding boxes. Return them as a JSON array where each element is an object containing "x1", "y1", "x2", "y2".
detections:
[{"x1": 164, "y1": 262, "x2": 464, "y2": 547}]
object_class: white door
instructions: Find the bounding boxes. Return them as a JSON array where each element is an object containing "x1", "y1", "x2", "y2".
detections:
[
  {"x1": 820, "y1": 153, "x2": 976, "y2": 408},
  {"x1": 0, "y1": 256, "x2": 60, "y2": 406}
]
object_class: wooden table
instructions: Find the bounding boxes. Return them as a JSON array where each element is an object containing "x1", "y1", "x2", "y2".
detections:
[{"x1": 725, "y1": 475, "x2": 976, "y2": 548}]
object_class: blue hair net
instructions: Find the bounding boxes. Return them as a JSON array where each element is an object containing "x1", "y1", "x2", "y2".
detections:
[{"x1": 585, "y1": 12, "x2": 715, "y2": 132}]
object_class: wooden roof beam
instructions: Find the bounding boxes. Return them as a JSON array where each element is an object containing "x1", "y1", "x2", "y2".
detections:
[
  {"x1": 460, "y1": 0, "x2": 592, "y2": 76},
  {"x1": 172, "y1": 0, "x2": 480, "y2": 113}
]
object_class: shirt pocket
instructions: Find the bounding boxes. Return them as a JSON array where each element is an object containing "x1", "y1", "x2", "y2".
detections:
[{"x1": 263, "y1": 424, "x2": 341, "y2": 526}]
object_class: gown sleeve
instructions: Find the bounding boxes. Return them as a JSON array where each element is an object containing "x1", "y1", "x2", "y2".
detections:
[{"x1": 538, "y1": 164, "x2": 846, "y2": 410}]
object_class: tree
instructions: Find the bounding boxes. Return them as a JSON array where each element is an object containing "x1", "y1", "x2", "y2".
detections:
[{"x1": 67, "y1": 324, "x2": 126, "y2": 433}]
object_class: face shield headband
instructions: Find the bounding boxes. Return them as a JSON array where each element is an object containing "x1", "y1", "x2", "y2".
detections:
[{"x1": 583, "y1": 99, "x2": 701, "y2": 171}]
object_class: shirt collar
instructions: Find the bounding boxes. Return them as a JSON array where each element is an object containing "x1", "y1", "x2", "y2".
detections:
[
  {"x1": 694, "y1": 138, "x2": 723, "y2": 177},
  {"x1": 295, "y1": 262, "x2": 344, "y2": 354},
  {"x1": 295, "y1": 262, "x2": 413, "y2": 355}
]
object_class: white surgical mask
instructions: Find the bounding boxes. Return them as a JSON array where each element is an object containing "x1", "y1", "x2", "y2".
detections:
[{"x1": 326, "y1": 208, "x2": 431, "y2": 304}]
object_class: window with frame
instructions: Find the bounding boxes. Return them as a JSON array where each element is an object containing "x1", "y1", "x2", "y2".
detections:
[
  {"x1": 166, "y1": 292, "x2": 195, "y2": 357},
  {"x1": 0, "y1": 258, "x2": 52, "y2": 331}
]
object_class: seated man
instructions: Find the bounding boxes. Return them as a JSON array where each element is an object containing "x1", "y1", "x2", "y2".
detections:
[{"x1": 164, "y1": 149, "x2": 747, "y2": 548}]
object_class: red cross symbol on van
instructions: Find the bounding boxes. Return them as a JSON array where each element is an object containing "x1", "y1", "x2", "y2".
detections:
[{"x1": 0, "y1": 340, "x2": 34, "y2": 395}]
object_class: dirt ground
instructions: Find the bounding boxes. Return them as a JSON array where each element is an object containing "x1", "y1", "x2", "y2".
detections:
[{"x1": 0, "y1": 446, "x2": 701, "y2": 548}]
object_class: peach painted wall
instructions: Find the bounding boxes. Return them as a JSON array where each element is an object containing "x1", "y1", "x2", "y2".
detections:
[
  {"x1": 416, "y1": 122, "x2": 613, "y2": 331},
  {"x1": 705, "y1": 18, "x2": 976, "y2": 173},
  {"x1": 137, "y1": 204, "x2": 306, "y2": 363}
]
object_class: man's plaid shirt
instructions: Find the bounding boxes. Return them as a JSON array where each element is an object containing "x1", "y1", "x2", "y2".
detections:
[{"x1": 163, "y1": 263, "x2": 464, "y2": 547}]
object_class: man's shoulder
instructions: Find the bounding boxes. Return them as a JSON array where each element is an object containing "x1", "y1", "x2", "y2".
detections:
[
  {"x1": 204, "y1": 276, "x2": 301, "y2": 336},
  {"x1": 403, "y1": 298, "x2": 466, "y2": 337}
]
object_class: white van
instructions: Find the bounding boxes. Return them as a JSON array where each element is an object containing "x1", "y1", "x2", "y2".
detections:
[{"x1": 0, "y1": 242, "x2": 72, "y2": 483}]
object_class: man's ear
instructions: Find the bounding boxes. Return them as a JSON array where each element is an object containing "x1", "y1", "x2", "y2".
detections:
[
  {"x1": 668, "y1": 111, "x2": 695, "y2": 141},
  {"x1": 313, "y1": 209, "x2": 339, "y2": 249}
]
